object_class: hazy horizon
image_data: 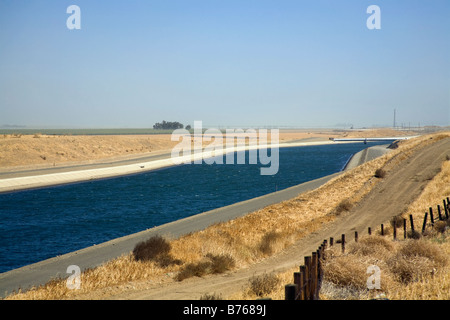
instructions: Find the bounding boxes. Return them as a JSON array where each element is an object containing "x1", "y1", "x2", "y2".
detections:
[{"x1": 1, "y1": 1, "x2": 449, "y2": 129}]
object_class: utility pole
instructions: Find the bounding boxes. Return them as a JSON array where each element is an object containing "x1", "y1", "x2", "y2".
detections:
[{"x1": 393, "y1": 109, "x2": 396, "y2": 129}]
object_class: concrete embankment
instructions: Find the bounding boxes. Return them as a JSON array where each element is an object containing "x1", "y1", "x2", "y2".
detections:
[
  {"x1": 0, "y1": 140, "x2": 339, "y2": 194},
  {"x1": 343, "y1": 144, "x2": 392, "y2": 170}
]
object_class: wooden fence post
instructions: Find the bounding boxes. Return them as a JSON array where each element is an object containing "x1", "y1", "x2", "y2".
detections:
[
  {"x1": 311, "y1": 252, "x2": 318, "y2": 300},
  {"x1": 403, "y1": 218, "x2": 407, "y2": 239},
  {"x1": 410, "y1": 214, "x2": 415, "y2": 233},
  {"x1": 304, "y1": 256, "x2": 311, "y2": 300},
  {"x1": 437, "y1": 205, "x2": 443, "y2": 221},
  {"x1": 285, "y1": 284, "x2": 297, "y2": 300},
  {"x1": 294, "y1": 272, "x2": 301, "y2": 300},
  {"x1": 429, "y1": 207, "x2": 434, "y2": 226},
  {"x1": 368, "y1": 227, "x2": 372, "y2": 235},
  {"x1": 318, "y1": 245, "x2": 324, "y2": 289},
  {"x1": 381, "y1": 224, "x2": 384, "y2": 236},
  {"x1": 299, "y1": 266, "x2": 306, "y2": 300},
  {"x1": 329, "y1": 237, "x2": 334, "y2": 247},
  {"x1": 393, "y1": 223, "x2": 397, "y2": 240},
  {"x1": 444, "y1": 199, "x2": 449, "y2": 219},
  {"x1": 355, "y1": 231, "x2": 358, "y2": 242},
  {"x1": 422, "y1": 212, "x2": 428, "y2": 234},
  {"x1": 341, "y1": 234, "x2": 345, "y2": 254}
]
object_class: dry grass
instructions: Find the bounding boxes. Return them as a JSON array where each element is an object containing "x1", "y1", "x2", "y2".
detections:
[
  {"x1": 0, "y1": 134, "x2": 179, "y2": 169},
  {"x1": 317, "y1": 138, "x2": 450, "y2": 300},
  {"x1": 233, "y1": 272, "x2": 281, "y2": 299},
  {"x1": 5, "y1": 131, "x2": 450, "y2": 300},
  {"x1": 319, "y1": 233, "x2": 450, "y2": 300}
]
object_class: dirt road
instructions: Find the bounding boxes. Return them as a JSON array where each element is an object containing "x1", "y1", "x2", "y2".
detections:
[{"x1": 103, "y1": 137, "x2": 450, "y2": 300}]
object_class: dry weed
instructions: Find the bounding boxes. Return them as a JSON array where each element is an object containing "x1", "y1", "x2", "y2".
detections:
[{"x1": 246, "y1": 273, "x2": 280, "y2": 297}]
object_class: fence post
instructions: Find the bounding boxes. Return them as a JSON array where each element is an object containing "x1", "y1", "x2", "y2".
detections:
[
  {"x1": 422, "y1": 212, "x2": 428, "y2": 234},
  {"x1": 410, "y1": 214, "x2": 415, "y2": 233},
  {"x1": 329, "y1": 237, "x2": 334, "y2": 247},
  {"x1": 311, "y1": 252, "x2": 318, "y2": 300},
  {"x1": 368, "y1": 227, "x2": 371, "y2": 235},
  {"x1": 429, "y1": 207, "x2": 434, "y2": 226},
  {"x1": 304, "y1": 256, "x2": 311, "y2": 300},
  {"x1": 381, "y1": 224, "x2": 384, "y2": 236},
  {"x1": 285, "y1": 284, "x2": 297, "y2": 300},
  {"x1": 355, "y1": 231, "x2": 358, "y2": 242},
  {"x1": 318, "y1": 245, "x2": 324, "y2": 290},
  {"x1": 393, "y1": 223, "x2": 397, "y2": 240},
  {"x1": 403, "y1": 218, "x2": 407, "y2": 239},
  {"x1": 299, "y1": 266, "x2": 306, "y2": 300},
  {"x1": 444, "y1": 199, "x2": 449, "y2": 219},
  {"x1": 437, "y1": 205, "x2": 443, "y2": 221},
  {"x1": 341, "y1": 234, "x2": 345, "y2": 254},
  {"x1": 293, "y1": 272, "x2": 301, "y2": 300}
]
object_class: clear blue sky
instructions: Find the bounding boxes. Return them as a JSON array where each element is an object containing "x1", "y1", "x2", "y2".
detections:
[{"x1": 0, "y1": 0, "x2": 449, "y2": 128}]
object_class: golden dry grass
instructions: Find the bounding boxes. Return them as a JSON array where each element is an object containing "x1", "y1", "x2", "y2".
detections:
[
  {"x1": 5, "y1": 131, "x2": 450, "y2": 300},
  {"x1": 0, "y1": 134, "x2": 178, "y2": 169},
  {"x1": 317, "y1": 139, "x2": 450, "y2": 300}
]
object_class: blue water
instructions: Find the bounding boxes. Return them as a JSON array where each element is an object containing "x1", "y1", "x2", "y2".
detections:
[{"x1": 0, "y1": 142, "x2": 386, "y2": 273}]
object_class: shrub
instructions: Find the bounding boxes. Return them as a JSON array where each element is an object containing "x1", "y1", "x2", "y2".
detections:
[
  {"x1": 387, "y1": 255, "x2": 434, "y2": 283},
  {"x1": 374, "y1": 168, "x2": 386, "y2": 178},
  {"x1": 175, "y1": 262, "x2": 211, "y2": 281},
  {"x1": 433, "y1": 221, "x2": 447, "y2": 234},
  {"x1": 206, "y1": 253, "x2": 236, "y2": 274},
  {"x1": 348, "y1": 235, "x2": 394, "y2": 256},
  {"x1": 175, "y1": 253, "x2": 236, "y2": 281},
  {"x1": 247, "y1": 273, "x2": 280, "y2": 297},
  {"x1": 133, "y1": 235, "x2": 171, "y2": 261},
  {"x1": 322, "y1": 255, "x2": 368, "y2": 290},
  {"x1": 258, "y1": 231, "x2": 282, "y2": 255},
  {"x1": 390, "y1": 215, "x2": 404, "y2": 228},
  {"x1": 333, "y1": 199, "x2": 353, "y2": 216},
  {"x1": 387, "y1": 239, "x2": 447, "y2": 284},
  {"x1": 406, "y1": 230, "x2": 421, "y2": 239},
  {"x1": 132, "y1": 235, "x2": 182, "y2": 267},
  {"x1": 399, "y1": 239, "x2": 447, "y2": 266},
  {"x1": 200, "y1": 293, "x2": 223, "y2": 300}
]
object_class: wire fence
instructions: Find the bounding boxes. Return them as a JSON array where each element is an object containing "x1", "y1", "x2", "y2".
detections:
[{"x1": 284, "y1": 197, "x2": 450, "y2": 300}]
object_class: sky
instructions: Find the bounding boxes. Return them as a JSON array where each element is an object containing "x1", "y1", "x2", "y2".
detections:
[{"x1": 0, "y1": 0, "x2": 449, "y2": 129}]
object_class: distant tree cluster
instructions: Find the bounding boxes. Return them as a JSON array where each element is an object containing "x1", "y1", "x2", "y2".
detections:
[{"x1": 153, "y1": 120, "x2": 184, "y2": 130}]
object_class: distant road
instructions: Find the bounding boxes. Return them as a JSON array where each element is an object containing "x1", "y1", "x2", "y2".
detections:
[
  {"x1": 0, "y1": 151, "x2": 174, "y2": 179},
  {"x1": 333, "y1": 136, "x2": 418, "y2": 142}
]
